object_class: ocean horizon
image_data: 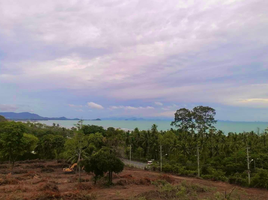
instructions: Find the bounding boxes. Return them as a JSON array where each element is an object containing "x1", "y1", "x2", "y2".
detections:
[{"x1": 37, "y1": 120, "x2": 268, "y2": 134}]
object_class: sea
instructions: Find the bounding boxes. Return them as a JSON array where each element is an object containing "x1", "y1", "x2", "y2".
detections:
[{"x1": 37, "y1": 120, "x2": 268, "y2": 134}]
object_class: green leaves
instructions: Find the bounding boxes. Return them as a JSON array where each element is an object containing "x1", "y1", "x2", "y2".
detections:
[
  {"x1": 0, "y1": 121, "x2": 38, "y2": 167},
  {"x1": 83, "y1": 147, "x2": 124, "y2": 184},
  {"x1": 64, "y1": 131, "x2": 89, "y2": 163},
  {"x1": 171, "y1": 106, "x2": 217, "y2": 133}
]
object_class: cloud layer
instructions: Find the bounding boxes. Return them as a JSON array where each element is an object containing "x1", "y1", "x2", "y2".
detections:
[{"x1": 0, "y1": 0, "x2": 268, "y2": 121}]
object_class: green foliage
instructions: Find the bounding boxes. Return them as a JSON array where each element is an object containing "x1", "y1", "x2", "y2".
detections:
[
  {"x1": 64, "y1": 131, "x2": 89, "y2": 163},
  {"x1": 228, "y1": 172, "x2": 248, "y2": 187},
  {"x1": 23, "y1": 133, "x2": 39, "y2": 151},
  {"x1": 0, "y1": 122, "x2": 30, "y2": 167},
  {"x1": 193, "y1": 106, "x2": 217, "y2": 132},
  {"x1": 201, "y1": 166, "x2": 227, "y2": 182},
  {"x1": 87, "y1": 132, "x2": 104, "y2": 150},
  {"x1": 251, "y1": 168, "x2": 268, "y2": 189},
  {"x1": 1, "y1": 106, "x2": 268, "y2": 190},
  {"x1": 81, "y1": 124, "x2": 105, "y2": 135},
  {"x1": 150, "y1": 180, "x2": 209, "y2": 200},
  {"x1": 171, "y1": 108, "x2": 194, "y2": 131},
  {"x1": 171, "y1": 106, "x2": 216, "y2": 133},
  {"x1": 83, "y1": 147, "x2": 124, "y2": 184},
  {"x1": 35, "y1": 134, "x2": 65, "y2": 159}
]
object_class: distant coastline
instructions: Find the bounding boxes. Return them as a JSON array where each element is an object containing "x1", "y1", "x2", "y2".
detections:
[
  {"x1": 33, "y1": 119, "x2": 268, "y2": 134},
  {"x1": 0, "y1": 112, "x2": 171, "y2": 121}
]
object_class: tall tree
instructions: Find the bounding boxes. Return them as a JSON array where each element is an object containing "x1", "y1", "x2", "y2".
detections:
[
  {"x1": 0, "y1": 122, "x2": 27, "y2": 169},
  {"x1": 83, "y1": 147, "x2": 124, "y2": 184},
  {"x1": 171, "y1": 108, "x2": 195, "y2": 132},
  {"x1": 64, "y1": 131, "x2": 88, "y2": 182},
  {"x1": 193, "y1": 106, "x2": 217, "y2": 133}
]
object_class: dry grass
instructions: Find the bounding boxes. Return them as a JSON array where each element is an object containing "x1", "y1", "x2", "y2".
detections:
[{"x1": 0, "y1": 160, "x2": 267, "y2": 200}]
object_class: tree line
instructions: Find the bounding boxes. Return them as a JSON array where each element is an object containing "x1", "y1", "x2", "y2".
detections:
[
  {"x1": 0, "y1": 106, "x2": 268, "y2": 188},
  {"x1": 0, "y1": 117, "x2": 124, "y2": 184}
]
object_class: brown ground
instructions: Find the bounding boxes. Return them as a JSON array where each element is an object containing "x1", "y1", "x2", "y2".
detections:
[{"x1": 0, "y1": 160, "x2": 267, "y2": 200}]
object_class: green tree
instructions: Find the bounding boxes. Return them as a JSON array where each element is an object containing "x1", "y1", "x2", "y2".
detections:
[
  {"x1": 23, "y1": 133, "x2": 39, "y2": 153},
  {"x1": 136, "y1": 147, "x2": 144, "y2": 160},
  {"x1": 35, "y1": 134, "x2": 56, "y2": 159},
  {"x1": 52, "y1": 135, "x2": 66, "y2": 160},
  {"x1": 87, "y1": 132, "x2": 104, "y2": 150},
  {"x1": 193, "y1": 106, "x2": 217, "y2": 133},
  {"x1": 64, "y1": 131, "x2": 88, "y2": 182},
  {"x1": 84, "y1": 147, "x2": 124, "y2": 184},
  {"x1": 251, "y1": 169, "x2": 268, "y2": 189},
  {"x1": 171, "y1": 108, "x2": 194, "y2": 132},
  {"x1": 82, "y1": 125, "x2": 105, "y2": 135},
  {"x1": 0, "y1": 122, "x2": 27, "y2": 168},
  {"x1": 105, "y1": 127, "x2": 125, "y2": 155}
]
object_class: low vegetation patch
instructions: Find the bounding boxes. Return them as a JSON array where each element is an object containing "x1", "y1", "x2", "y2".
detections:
[
  {"x1": 38, "y1": 182, "x2": 59, "y2": 193},
  {"x1": 75, "y1": 183, "x2": 92, "y2": 190},
  {"x1": 139, "y1": 180, "x2": 211, "y2": 200}
]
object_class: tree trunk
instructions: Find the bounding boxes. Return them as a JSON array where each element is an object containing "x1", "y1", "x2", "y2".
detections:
[
  {"x1": 108, "y1": 170, "x2": 112, "y2": 185},
  {"x1": 78, "y1": 150, "x2": 81, "y2": 183}
]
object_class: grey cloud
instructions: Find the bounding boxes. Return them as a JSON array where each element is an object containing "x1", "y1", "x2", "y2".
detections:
[
  {"x1": 0, "y1": 104, "x2": 18, "y2": 112},
  {"x1": 0, "y1": 0, "x2": 268, "y2": 118}
]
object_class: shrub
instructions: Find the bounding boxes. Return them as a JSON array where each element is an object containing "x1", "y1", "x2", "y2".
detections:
[
  {"x1": 162, "y1": 163, "x2": 173, "y2": 173},
  {"x1": 228, "y1": 172, "x2": 248, "y2": 187},
  {"x1": 201, "y1": 166, "x2": 227, "y2": 182},
  {"x1": 251, "y1": 168, "x2": 268, "y2": 189}
]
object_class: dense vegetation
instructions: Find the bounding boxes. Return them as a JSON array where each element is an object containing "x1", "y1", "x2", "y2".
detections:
[
  {"x1": 0, "y1": 119, "x2": 125, "y2": 184},
  {"x1": 0, "y1": 106, "x2": 268, "y2": 189}
]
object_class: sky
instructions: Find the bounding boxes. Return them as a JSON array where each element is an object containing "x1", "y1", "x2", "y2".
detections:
[{"x1": 0, "y1": 0, "x2": 268, "y2": 121}]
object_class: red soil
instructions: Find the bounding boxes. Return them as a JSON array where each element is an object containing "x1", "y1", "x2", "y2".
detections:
[{"x1": 0, "y1": 160, "x2": 267, "y2": 200}]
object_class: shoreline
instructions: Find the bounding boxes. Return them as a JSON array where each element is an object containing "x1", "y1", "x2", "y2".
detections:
[{"x1": 32, "y1": 119, "x2": 268, "y2": 134}]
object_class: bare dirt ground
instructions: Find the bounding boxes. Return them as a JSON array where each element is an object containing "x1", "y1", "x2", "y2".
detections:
[{"x1": 0, "y1": 160, "x2": 267, "y2": 200}]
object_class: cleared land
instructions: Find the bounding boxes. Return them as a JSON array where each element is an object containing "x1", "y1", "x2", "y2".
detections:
[{"x1": 0, "y1": 160, "x2": 267, "y2": 200}]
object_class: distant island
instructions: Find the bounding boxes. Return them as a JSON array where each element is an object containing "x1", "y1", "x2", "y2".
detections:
[
  {"x1": 0, "y1": 112, "x2": 80, "y2": 121},
  {"x1": 92, "y1": 118, "x2": 101, "y2": 121}
]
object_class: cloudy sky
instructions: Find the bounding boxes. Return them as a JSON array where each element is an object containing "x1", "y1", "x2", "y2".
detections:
[{"x1": 0, "y1": 0, "x2": 268, "y2": 121}]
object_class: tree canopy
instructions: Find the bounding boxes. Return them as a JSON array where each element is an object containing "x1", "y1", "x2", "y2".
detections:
[
  {"x1": 0, "y1": 122, "x2": 28, "y2": 168},
  {"x1": 171, "y1": 106, "x2": 217, "y2": 133},
  {"x1": 83, "y1": 147, "x2": 124, "y2": 184}
]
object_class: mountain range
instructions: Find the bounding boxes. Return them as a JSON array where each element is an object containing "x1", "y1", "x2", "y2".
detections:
[{"x1": 0, "y1": 112, "x2": 80, "y2": 120}]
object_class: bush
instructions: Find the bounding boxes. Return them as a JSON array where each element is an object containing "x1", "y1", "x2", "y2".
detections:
[
  {"x1": 176, "y1": 166, "x2": 197, "y2": 176},
  {"x1": 201, "y1": 166, "x2": 227, "y2": 182},
  {"x1": 162, "y1": 163, "x2": 173, "y2": 173},
  {"x1": 143, "y1": 180, "x2": 209, "y2": 200},
  {"x1": 228, "y1": 172, "x2": 248, "y2": 187},
  {"x1": 251, "y1": 168, "x2": 268, "y2": 189}
]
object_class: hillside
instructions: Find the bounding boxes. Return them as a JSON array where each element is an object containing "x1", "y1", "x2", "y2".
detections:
[
  {"x1": 0, "y1": 112, "x2": 79, "y2": 120},
  {"x1": 0, "y1": 160, "x2": 267, "y2": 200}
]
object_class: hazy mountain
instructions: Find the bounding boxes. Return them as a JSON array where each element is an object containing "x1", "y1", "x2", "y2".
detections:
[{"x1": 0, "y1": 112, "x2": 79, "y2": 120}]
